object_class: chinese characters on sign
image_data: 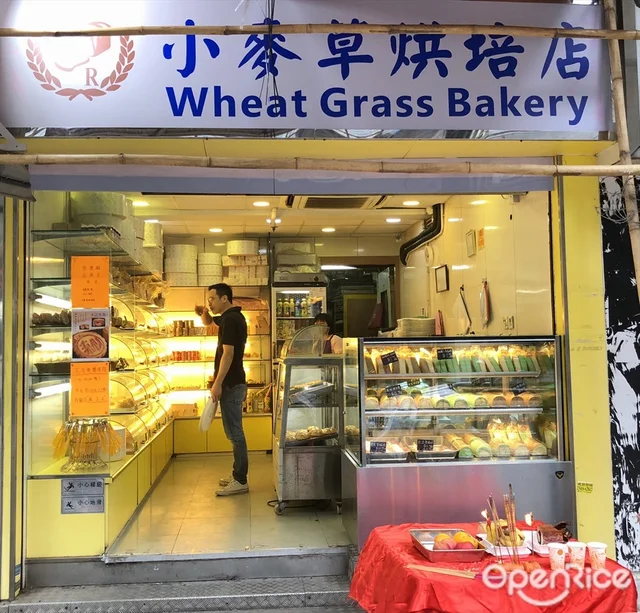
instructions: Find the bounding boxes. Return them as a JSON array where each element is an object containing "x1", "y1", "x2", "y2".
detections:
[
  {"x1": 61, "y1": 478, "x2": 105, "y2": 515},
  {"x1": 71, "y1": 256, "x2": 110, "y2": 309},
  {"x1": 70, "y1": 362, "x2": 110, "y2": 417},
  {"x1": 4, "y1": 0, "x2": 608, "y2": 131}
]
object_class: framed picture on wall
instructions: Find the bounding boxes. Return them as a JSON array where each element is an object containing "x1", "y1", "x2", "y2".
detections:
[
  {"x1": 466, "y1": 230, "x2": 477, "y2": 257},
  {"x1": 434, "y1": 265, "x2": 449, "y2": 293}
]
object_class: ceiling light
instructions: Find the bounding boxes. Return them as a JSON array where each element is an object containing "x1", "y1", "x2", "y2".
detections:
[
  {"x1": 315, "y1": 243, "x2": 324, "y2": 247},
  {"x1": 145, "y1": 219, "x2": 159, "y2": 224},
  {"x1": 403, "y1": 200, "x2": 420, "y2": 206},
  {"x1": 209, "y1": 228, "x2": 223, "y2": 233},
  {"x1": 31, "y1": 257, "x2": 65, "y2": 264},
  {"x1": 214, "y1": 243, "x2": 225, "y2": 247},
  {"x1": 484, "y1": 226, "x2": 499, "y2": 231},
  {"x1": 447, "y1": 218, "x2": 463, "y2": 223},
  {"x1": 386, "y1": 218, "x2": 402, "y2": 223},
  {"x1": 258, "y1": 248, "x2": 268, "y2": 254},
  {"x1": 321, "y1": 264, "x2": 356, "y2": 271},
  {"x1": 282, "y1": 290, "x2": 310, "y2": 294},
  {"x1": 253, "y1": 201, "x2": 270, "y2": 207},
  {"x1": 266, "y1": 218, "x2": 281, "y2": 224},
  {"x1": 132, "y1": 200, "x2": 150, "y2": 208},
  {"x1": 322, "y1": 228, "x2": 336, "y2": 233},
  {"x1": 451, "y1": 265, "x2": 471, "y2": 271},
  {"x1": 471, "y1": 200, "x2": 487, "y2": 205}
]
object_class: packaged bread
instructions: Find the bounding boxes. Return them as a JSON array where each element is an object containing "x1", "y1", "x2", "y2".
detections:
[
  {"x1": 488, "y1": 394, "x2": 508, "y2": 408},
  {"x1": 505, "y1": 424, "x2": 530, "y2": 457},
  {"x1": 407, "y1": 356, "x2": 421, "y2": 374},
  {"x1": 444, "y1": 433, "x2": 473, "y2": 459},
  {"x1": 435, "y1": 397, "x2": 451, "y2": 410},
  {"x1": 508, "y1": 393, "x2": 526, "y2": 408},
  {"x1": 474, "y1": 395, "x2": 490, "y2": 408},
  {"x1": 398, "y1": 395, "x2": 416, "y2": 410},
  {"x1": 364, "y1": 354, "x2": 376, "y2": 374},
  {"x1": 417, "y1": 395, "x2": 434, "y2": 409},
  {"x1": 462, "y1": 434, "x2": 492, "y2": 458},
  {"x1": 489, "y1": 438, "x2": 512, "y2": 458},
  {"x1": 398, "y1": 358, "x2": 408, "y2": 374},
  {"x1": 518, "y1": 424, "x2": 547, "y2": 456},
  {"x1": 365, "y1": 397, "x2": 380, "y2": 410},
  {"x1": 524, "y1": 393, "x2": 543, "y2": 408},
  {"x1": 448, "y1": 395, "x2": 468, "y2": 409},
  {"x1": 419, "y1": 356, "x2": 435, "y2": 373},
  {"x1": 484, "y1": 354, "x2": 501, "y2": 372}
]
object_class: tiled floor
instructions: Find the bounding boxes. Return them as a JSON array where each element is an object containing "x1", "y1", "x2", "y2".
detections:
[{"x1": 110, "y1": 453, "x2": 351, "y2": 555}]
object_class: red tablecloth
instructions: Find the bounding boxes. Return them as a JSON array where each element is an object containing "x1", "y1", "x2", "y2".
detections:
[{"x1": 350, "y1": 523, "x2": 638, "y2": 613}]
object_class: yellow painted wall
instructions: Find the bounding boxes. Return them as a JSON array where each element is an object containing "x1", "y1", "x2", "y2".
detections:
[
  {"x1": 107, "y1": 460, "x2": 138, "y2": 546},
  {"x1": 555, "y1": 156, "x2": 614, "y2": 551},
  {"x1": 26, "y1": 480, "x2": 106, "y2": 558}
]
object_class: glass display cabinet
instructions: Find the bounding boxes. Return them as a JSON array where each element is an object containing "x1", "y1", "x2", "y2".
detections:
[
  {"x1": 341, "y1": 336, "x2": 575, "y2": 550},
  {"x1": 272, "y1": 325, "x2": 343, "y2": 515}
]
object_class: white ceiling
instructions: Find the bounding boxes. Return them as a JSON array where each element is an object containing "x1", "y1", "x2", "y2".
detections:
[{"x1": 128, "y1": 194, "x2": 448, "y2": 237}]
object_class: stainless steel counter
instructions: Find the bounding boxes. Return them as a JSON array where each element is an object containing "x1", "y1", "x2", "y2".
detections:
[{"x1": 341, "y1": 451, "x2": 575, "y2": 550}]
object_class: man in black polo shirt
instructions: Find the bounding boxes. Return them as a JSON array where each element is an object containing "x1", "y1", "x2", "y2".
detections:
[{"x1": 195, "y1": 283, "x2": 249, "y2": 496}]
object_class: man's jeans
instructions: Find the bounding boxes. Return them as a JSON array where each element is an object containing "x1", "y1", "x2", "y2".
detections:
[{"x1": 220, "y1": 383, "x2": 248, "y2": 485}]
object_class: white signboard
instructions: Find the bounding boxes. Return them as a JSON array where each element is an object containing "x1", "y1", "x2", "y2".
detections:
[{"x1": 0, "y1": 0, "x2": 611, "y2": 131}]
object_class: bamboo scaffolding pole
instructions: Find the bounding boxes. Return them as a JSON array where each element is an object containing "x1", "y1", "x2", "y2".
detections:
[
  {"x1": 1, "y1": 22, "x2": 640, "y2": 41},
  {"x1": 2, "y1": 153, "x2": 640, "y2": 177},
  {"x1": 604, "y1": 0, "x2": 640, "y2": 307}
]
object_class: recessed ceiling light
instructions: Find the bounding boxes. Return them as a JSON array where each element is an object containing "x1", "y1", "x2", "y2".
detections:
[
  {"x1": 315, "y1": 243, "x2": 324, "y2": 247},
  {"x1": 214, "y1": 243, "x2": 225, "y2": 246},
  {"x1": 132, "y1": 200, "x2": 150, "y2": 207},
  {"x1": 253, "y1": 200, "x2": 270, "y2": 207},
  {"x1": 209, "y1": 228, "x2": 223, "y2": 233},
  {"x1": 403, "y1": 200, "x2": 420, "y2": 206},
  {"x1": 322, "y1": 228, "x2": 336, "y2": 233},
  {"x1": 386, "y1": 217, "x2": 402, "y2": 223},
  {"x1": 448, "y1": 218, "x2": 463, "y2": 223},
  {"x1": 471, "y1": 200, "x2": 487, "y2": 205},
  {"x1": 266, "y1": 218, "x2": 281, "y2": 224},
  {"x1": 145, "y1": 219, "x2": 159, "y2": 224}
]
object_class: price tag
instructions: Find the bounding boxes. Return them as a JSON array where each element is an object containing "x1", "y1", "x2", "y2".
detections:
[
  {"x1": 511, "y1": 380, "x2": 527, "y2": 396},
  {"x1": 385, "y1": 384, "x2": 403, "y2": 398},
  {"x1": 406, "y1": 379, "x2": 421, "y2": 387},
  {"x1": 70, "y1": 362, "x2": 110, "y2": 417},
  {"x1": 370, "y1": 441, "x2": 387, "y2": 454},
  {"x1": 417, "y1": 439, "x2": 436, "y2": 452},
  {"x1": 381, "y1": 351, "x2": 399, "y2": 366},
  {"x1": 437, "y1": 348, "x2": 453, "y2": 360}
]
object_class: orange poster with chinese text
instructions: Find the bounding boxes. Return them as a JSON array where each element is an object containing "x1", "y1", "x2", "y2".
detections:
[
  {"x1": 71, "y1": 256, "x2": 110, "y2": 308},
  {"x1": 70, "y1": 362, "x2": 110, "y2": 417}
]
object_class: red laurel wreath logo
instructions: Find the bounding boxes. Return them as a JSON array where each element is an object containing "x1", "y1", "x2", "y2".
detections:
[{"x1": 25, "y1": 35, "x2": 135, "y2": 101}]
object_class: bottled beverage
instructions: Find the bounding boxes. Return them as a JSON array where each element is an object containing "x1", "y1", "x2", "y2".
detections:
[
  {"x1": 295, "y1": 297, "x2": 301, "y2": 317},
  {"x1": 300, "y1": 297, "x2": 307, "y2": 317},
  {"x1": 276, "y1": 298, "x2": 283, "y2": 317},
  {"x1": 289, "y1": 297, "x2": 295, "y2": 316},
  {"x1": 283, "y1": 298, "x2": 290, "y2": 317}
]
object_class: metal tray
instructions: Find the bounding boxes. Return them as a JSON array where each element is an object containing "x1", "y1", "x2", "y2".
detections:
[
  {"x1": 410, "y1": 528, "x2": 487, "y2": 563},
  {"x1": 285, "y1": 432, "x2": 338, "y2": 447},
  {"x1": 366, "y1": 438, "x2": 410, "y2": 463},
  {"x1": 403, "y1": 436, "x2": 458, "y2": 462}
]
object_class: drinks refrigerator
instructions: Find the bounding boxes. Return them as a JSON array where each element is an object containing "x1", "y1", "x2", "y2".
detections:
[{"x1": 272, "y1": 285, "x2": 327, "y2": 359}]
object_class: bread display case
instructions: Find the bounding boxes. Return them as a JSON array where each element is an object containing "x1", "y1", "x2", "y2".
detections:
[
  {"x1": 272, "y1": 325, "x2": 343, "y2": 515},
  {"x1": 341, "y1": 336, "x2": 575, "y2": 549}
]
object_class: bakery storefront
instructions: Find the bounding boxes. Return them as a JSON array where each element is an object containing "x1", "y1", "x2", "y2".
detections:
[{"x1": 0, "y1": 0, "x2": 619, "y2": 596}]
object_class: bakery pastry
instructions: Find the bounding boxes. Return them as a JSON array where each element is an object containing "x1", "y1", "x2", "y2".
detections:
[
  {"x1": 462, "y1": 434, "x2": 492, "y2": 458},
  {"x1": 417, "y1": 395, "x2": 434, "y2": 409},
  {"x1": 537, "y1": 524, "x2": 564, "y2": 544},
  {"x1": 365, "y1": 397, "x2": 380, "y2": 410},
  {"x1": 398, "y1": 395, "x2": 416, "y2": 410}
]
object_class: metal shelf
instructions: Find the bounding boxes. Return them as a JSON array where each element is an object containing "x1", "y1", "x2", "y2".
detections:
[
  {"x1": 32, "y1": 229, "x2": 161, "y2": 279},
  {"x1": 364, "y1": 371, "x2": 541, "y2": 380},
  {"x1": 276, "y1": 316, "x2": 315, "y2": 320},
  {"x1": 365, "y1": 407, "x2": 544, "y2": 417}
]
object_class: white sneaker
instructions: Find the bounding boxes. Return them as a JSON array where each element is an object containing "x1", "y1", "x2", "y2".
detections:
[
  {"x1": 216, "y1": 479, "x2": 249, "y2": 496},
  {"x1": 219, "y1": 474, "x2": 233, "y2": 487}
]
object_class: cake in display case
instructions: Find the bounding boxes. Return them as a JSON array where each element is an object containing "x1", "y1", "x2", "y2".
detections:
[
  {"x1": 342, "y1": 336, "x2": 574, "y2": 549},
  {"x1": 347, "y1": 337, "x2": 560, "y2": 465}
]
